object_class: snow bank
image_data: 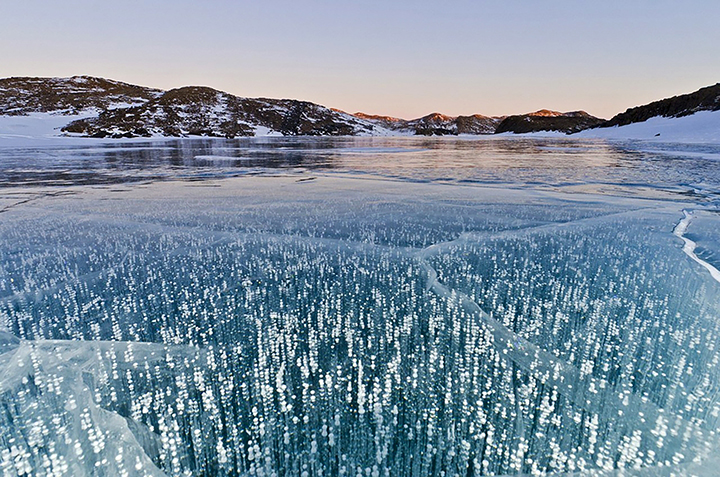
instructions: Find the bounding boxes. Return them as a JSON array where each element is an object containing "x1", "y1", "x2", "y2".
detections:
[
  {"x1": 0, "y1": 112, "x2": 89, "y2": 141},
  {"x1": 576, "y1": 110, "x2": 720, "y2": 143}
]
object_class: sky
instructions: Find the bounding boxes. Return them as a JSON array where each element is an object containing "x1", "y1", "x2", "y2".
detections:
[{"x1": 1, "y1": 0, "x2": 719, "y2": 119}]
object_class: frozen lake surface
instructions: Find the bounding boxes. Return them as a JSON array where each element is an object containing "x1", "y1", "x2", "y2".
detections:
[{"x1": 1, "y1": 137, "x2": 719, "y2": 476}]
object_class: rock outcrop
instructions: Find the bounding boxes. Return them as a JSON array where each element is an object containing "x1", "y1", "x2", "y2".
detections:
[{"x1": 495, "y1": 110, "x2": 604, "y2": 134}]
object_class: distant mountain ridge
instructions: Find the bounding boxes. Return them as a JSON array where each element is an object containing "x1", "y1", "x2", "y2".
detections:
[
  {"x1": 352, "y1": 112, "x2": 504, "y2": 135},
  {"x1": 0, "y1": 76, "x2": 718, "y2": 138}
]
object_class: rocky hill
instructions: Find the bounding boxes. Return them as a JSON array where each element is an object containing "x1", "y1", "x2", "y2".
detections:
[
  {"x1": 0, "y1": 76, "x2": 387, "y2": 138},
  {"x1": 353, "y1": 112, "x2": 502, "y2": 135},
  {"x1": 63, "y1": 86, "x2": 383, "y2": 138},
  {"x1": 495, "y1": 110, "x2": 605, "y2": 134},
  {"x1": 600, "y1": 83, "x2": 720, "y2": 128},
  {"x1": 0, "y1": 76, "x2": 162, "y2": 115},
  {"x1": 454, "y1": 114, "x2": 504, "y2": 134}
]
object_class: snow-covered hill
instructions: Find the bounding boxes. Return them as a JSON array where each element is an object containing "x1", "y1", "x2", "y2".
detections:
[
  {"x1": 353, "y1": 112, "x2": 503, "y2": 135},
  {"x1": 0, "y1": 76, "x2": 503, "y2": 139},
  {"x1": 63, "y1": 86, "x2": 391, "y2": 138},
  {"x1": 573, "y1": 83, "x2": 720, "y2": 143},
  {"x1": 602, "y1": 83, "x2": 720, "y2": 128},
  {"x1": 0, "y1": 77, "x2": 392, "y2": 139},
  {"x1": 576, "y1": 109, "x2": 720, "y2": 143}
]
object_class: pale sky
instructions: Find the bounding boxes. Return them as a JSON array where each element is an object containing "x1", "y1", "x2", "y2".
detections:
[{"x1": 1, "y1": 0, "x2": 719, "y2": 119}]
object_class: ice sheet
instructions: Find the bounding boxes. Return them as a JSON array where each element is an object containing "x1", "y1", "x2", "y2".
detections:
[{"x1": 1, "y1": 171, "x2": 719, "y2": 476}]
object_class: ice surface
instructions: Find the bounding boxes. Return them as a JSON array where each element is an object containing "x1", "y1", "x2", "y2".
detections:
[
  {"x1": 2, "y1": 137, "x2": 720, "y2": 193},
  {"x1": 1, "y1": 140, "x2": 720, "y2": 476},
  {"x1": 0, "y1": 338, "x2": 191, "y2": 476}
]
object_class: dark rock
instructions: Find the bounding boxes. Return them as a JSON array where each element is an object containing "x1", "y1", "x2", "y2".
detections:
[
  {"x1": 495, "y1": 110, "x2": 604, "y2": 134},
  {"x1": 456, "y1": 115, "x2": 504, "y2": 134}
]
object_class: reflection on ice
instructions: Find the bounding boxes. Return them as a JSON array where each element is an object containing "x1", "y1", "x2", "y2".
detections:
[{"x1": 1, "y1": 175, "x2": 719, "y2": 476}]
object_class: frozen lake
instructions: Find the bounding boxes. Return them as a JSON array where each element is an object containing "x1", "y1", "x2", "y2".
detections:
[{"x1": 1, "y1": 137, "x2": 719, "y2": 476}]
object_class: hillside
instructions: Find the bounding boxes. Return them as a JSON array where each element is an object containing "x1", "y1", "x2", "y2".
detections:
[
  {"x1": 601, "y1": 83, "x2": 720, "y2": 128},
  {"x1": 0, "y1": 76, "x2": 162, "y2": 115},
  {"x1": 63, "y1": 86, "x2": 384, "y2": 138},
  {"x1": 495, "y1": 110, "x2": 605, "y2": 134}
]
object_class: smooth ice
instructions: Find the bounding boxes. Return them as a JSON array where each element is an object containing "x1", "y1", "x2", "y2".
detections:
[{"x1": 1, "y1": 139, "x2": 720, "y2": 477}]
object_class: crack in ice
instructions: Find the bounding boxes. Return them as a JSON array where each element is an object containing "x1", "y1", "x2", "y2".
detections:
[
  {"x1": 415, "y1": 220, "x2": 718, "y2": 469},
  {"x1": 673, "y1": 209, "x2": 720, "y2": 284}
]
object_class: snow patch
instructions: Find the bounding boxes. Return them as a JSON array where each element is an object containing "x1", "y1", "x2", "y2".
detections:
[{"x1": 254, "y1": 125, "x2": 284, "y2": 137}]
